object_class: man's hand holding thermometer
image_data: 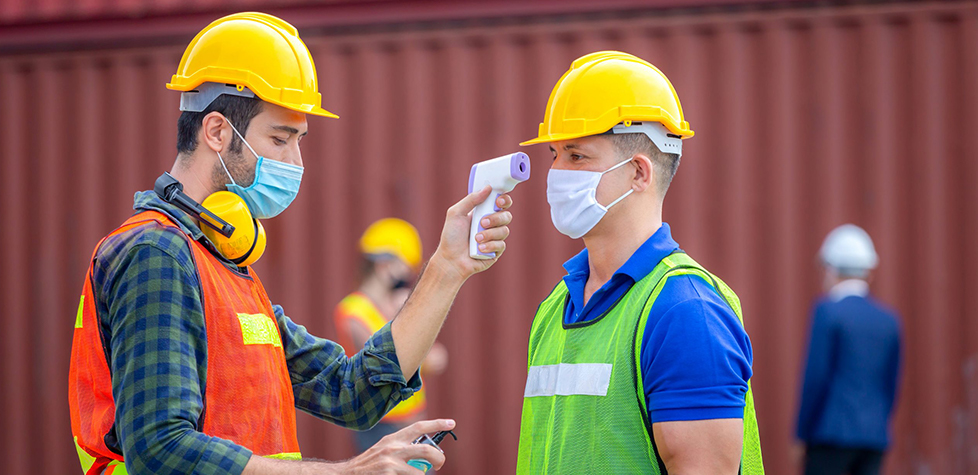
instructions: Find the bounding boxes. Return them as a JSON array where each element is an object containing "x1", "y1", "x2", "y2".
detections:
[
  {"x1": 388, "y1": 150, "x2": 523, "y2": 383},
  {"x1": 468, "y1": 152, "x2": 530, "y2": 259},
  {"x1": 376, "y1": 153, "x2": 526, "y2": 474}
]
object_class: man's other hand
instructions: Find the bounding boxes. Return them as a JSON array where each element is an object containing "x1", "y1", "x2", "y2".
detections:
[{"x1": 341, "y1": 419, "x2": 456, "y2": 474}]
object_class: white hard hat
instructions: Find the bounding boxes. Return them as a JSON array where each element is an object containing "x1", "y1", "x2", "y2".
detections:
[{"x1": 820, "y1": 224, "x2": 878, "y2": 273}]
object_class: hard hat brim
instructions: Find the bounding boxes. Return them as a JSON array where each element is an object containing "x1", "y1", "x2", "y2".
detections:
[
  {"x1": 166, "y1": 80, "x2": 340, "y2": 119},
  {"x1": 287, "y1": 103, "x2": 339, "y2": 119},
  {"x1": 167, "y1": 80, "x2": 339, "y2": 119},
  {"x1": 519, "y1": 127, "x2": 694, "y2": 147},
  {"x1": 520, "y1": 132, "x2": 587, "y2": 146}
]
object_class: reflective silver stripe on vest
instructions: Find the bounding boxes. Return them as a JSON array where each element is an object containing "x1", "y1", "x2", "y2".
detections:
[{"x1": 524, "y1": 363, "x2": 613, "y2": 397}]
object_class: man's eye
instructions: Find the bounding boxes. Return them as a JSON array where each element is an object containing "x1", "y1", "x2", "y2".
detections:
[
  {"x1": 570, "y1": 154, "x2": 583, "y2": 161},
  {"x1": 273, "y1": 137, "x2": 287, "y2": 145}
]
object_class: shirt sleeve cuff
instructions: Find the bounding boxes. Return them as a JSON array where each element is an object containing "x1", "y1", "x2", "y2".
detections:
[
  {"x1": 647, "y1": 385, "x2": 747, "y2": 423},
  {"x1": 195, "y1": 435, "x2": 253, "y2": 475},
  {"x1": 650, "y1": 406, "x2": 746, "y2": 423},
  {"x1": 362, "y1": 321, "x2": 423, "y2": 399}
]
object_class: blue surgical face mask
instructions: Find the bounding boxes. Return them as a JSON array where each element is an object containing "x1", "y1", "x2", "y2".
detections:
[{"x1": 217, "y1": 118, "x2": 304, "y2": 219}]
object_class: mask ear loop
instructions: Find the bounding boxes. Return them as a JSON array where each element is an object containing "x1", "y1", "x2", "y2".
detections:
[
  {"x1": 601, "y1": 157, "x2": 635, "y2": 175},
  {"x1": 224, "y1": 117, "x2": 262, "y2": 161},
  {"x1": 604, "y1": 188, "x2": 634, "y2": 209},
  {"x1": 216, "y1": 151, "x2": 237, "y2": 187},
  {"x1": 598, "y1": 158, "x2": 636, "y2": 211}
]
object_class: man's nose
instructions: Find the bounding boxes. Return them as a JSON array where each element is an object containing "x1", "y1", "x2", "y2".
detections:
[{"x1": 290, "y1": 143, "x2": 303, "y2": 167}]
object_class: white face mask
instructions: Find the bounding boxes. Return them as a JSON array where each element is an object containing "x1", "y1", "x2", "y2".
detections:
[{"x1": 547, "y1": 158, "x2": 634, "y2": 239}]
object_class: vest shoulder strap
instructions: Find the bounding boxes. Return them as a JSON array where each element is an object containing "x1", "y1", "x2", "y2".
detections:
[
  {"x1": 526, "y1": 281, "x2": 569, "y2": 366},
  {"x1": 639, "y1": 252, "x2": 740, "y2": 322},
  {"x1": 538, "y1": 280, "x2": 569, "y2": 308},
  {"x1": 631, "y1": 251, "x2": 744, "y2": 424},
  {"x1": 88, "y1": 210, "x2": 173, "y2": 262},
  {"x1": 630, "y1": 252, "x2": 764, "y2": 474},
  {"x1": 113, "y1": 210, "x2": 179, "y2": 235}
]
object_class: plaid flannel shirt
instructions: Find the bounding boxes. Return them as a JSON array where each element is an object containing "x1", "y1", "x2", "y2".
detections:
[{"x1": 88, "y1": 190, "x2": 421, "y2": 475}]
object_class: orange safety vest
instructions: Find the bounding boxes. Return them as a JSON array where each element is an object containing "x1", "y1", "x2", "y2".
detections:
[
  {"x1": 334, "y1": 292, "x2": 426, "y2": 422},
  {"x1": 68, "y1": 211, "x2": 300, "y2": 475}
]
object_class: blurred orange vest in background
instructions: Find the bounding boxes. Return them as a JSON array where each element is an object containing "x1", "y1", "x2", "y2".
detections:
[
  {"x1": 334, "y1": 292, "x2": 426, "y2": 422},
  {"x1": 68, "y1": 211, "x2": 300, "y2": 474}
]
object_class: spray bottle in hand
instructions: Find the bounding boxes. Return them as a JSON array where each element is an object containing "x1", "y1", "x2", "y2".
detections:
[
  {"x1": 468, "y1": 152, "x2": 530, "y2": 259},
  {"x1": 407, "y1": 429, "x2": 458, "y2": 472}
]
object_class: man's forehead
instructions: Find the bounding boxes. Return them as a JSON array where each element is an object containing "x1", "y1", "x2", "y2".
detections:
[
  {"x1": 549, "y1": 135, "x2": 611, "y2": 152},
  {"x1": 258, "y1": 102, "x2": 309, "y2": 134}
]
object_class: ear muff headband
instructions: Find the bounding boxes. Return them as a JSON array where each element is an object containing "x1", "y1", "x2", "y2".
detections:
[
  {"x1": 240, "y1": 219, "x2": 267, "y2": 267},
  {"x1": 228, "y1": 218, "x2": 266, "y2": 267},
  {"x1": 155, "y1": 172, "x2": 235, "y2": 237},
  {"x1": 154, "y1": 173, "x2": 266, "y2": 267}
]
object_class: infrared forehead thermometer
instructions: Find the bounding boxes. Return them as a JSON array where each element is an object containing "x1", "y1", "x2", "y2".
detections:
[{"x1": 468, "y1": 152, "x2": 530, "y2": 259}]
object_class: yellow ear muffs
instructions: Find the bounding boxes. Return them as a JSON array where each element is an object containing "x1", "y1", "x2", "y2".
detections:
[{"x1": 200, "y1": 191, "x2": 267, "y2": 267}]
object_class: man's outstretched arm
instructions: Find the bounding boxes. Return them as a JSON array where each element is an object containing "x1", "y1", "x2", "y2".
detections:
[{"x1": 390, "y1": 185, "x2": 512, "y2": 378}]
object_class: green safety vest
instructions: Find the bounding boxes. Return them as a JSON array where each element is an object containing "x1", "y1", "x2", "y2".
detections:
[{"x1": 516, "y1": 252, "x2": 764, "y2": 474}]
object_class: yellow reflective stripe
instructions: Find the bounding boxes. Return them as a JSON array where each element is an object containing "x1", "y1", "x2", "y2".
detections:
[
  {"x1": 74, "y1": 437, "x2": 128, "y2": 474},
  {"x1": 75, "y1": 295, "x2": 85, "y2": 329},
  {"x1": 107, "y1": 460, "x2": 128, "y2": 475},
  {"x1": 267, "y1": 452, "x2": 302, "y2": 460},
  {"x1": 74, "y1": 437, "x2": 96, "y2": 472},
  {"x1": 237, "y1": 313, "x2": 282, "y2": 347}
]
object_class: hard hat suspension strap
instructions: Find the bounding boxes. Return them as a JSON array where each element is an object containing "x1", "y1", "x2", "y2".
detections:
[
  {"x1": 608, "y1": 122, "x2": 684, "y2": 158},
  {"x1": 180, "y1": 82, "x2": 257, "y2": 112}
]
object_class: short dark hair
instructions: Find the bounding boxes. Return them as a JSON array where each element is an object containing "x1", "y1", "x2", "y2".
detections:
[
  {"x1": 609, "y1": 132, "x2": 680, "y2": 198},
  {"x1": 176, "y1": 94, "x2": 264, "y2": 155}
]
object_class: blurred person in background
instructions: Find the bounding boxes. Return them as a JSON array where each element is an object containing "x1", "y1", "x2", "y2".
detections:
[
  {"x1": 334, "y1": 218, "x2": 449, "y2": 453},
  {"x1": 515, "y1": 51, "x2": 763, "y2": 474},
  {"x1": 68, "y1": 12, "x2": 514, "y2": 475},
  {"x1": 796, "y1": 224, "x2": 901, "y2": 475}
]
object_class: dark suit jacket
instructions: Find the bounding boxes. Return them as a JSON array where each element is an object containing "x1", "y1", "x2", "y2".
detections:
[{"x1": 796, "y1": 290, "x2": 901, "y2": 450}]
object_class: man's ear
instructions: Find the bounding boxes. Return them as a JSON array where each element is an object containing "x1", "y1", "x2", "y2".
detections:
[
  {"x1": 631, "y1": 154, "x2": 656, "y2": 193},
  {"x1": 200, "y1": 112, "x2": 231, "y2": 153}
]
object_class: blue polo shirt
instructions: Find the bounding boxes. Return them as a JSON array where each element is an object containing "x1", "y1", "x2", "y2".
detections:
[{"x1": 562, "y1": 223, "x2": 752, "y2": 423}]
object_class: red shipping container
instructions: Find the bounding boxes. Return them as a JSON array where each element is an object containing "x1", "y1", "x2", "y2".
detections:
[{"x1": 1, "y1": 1, "x2": 976, "y2": 474}]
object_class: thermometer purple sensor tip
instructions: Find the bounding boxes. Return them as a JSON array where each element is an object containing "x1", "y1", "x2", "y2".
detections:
[{"x1": 468, "y1": 152, "x2": 530, "y2": 259}]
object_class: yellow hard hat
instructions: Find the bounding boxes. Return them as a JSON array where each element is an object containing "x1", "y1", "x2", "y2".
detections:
[
  {"x1": 520, "y1": 51, "x2": 693, "y2": 145},
  {"x1": 166, "y1": 12, "x2": 338, "y2": 118},
  {"x1": 359, "y1": 218, "x2": 423, "y2": 270}
]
